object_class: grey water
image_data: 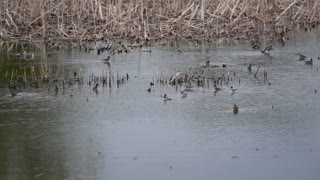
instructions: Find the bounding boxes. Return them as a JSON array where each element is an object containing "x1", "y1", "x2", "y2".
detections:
[{"x1": 1, "y1": 32, "x2": 320, "y2": 180}]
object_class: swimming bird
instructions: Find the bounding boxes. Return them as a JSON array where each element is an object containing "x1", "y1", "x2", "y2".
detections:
[
  {"x1": 93, "y1": 83, "x2": 99, "y2": 91},
  {"x1": 266, "y1": 45, "x2": 273, "y2": 51},
  {"x1": 147, "y1": 88, "x2": 151, "y2": 93},
  {"x1": 296, "y1": 53, "x2": 307, "y2": 60},
  {"x1": 163, "y1": 94, "x2": 172, "y2": 101},
  {"x1": 230, "y1": 86, "x2": 238, "y2": 93},
  {"x1": 213, "y1": 84, "x2": 221, "y2": 93},
  {"x1": 102, "y1": 56, "x2": 111, "y2": 68},
  {"x1": 305, "y1": 58, "x2": 313, "y2": 65},
  {"x1": 261, "y1": 45, "x2": 272, "y2": 56},
  {"x1": 261, "y1": 49, "x2": 271, "y2": 55},
  {"x1": 150, "y1": 82, "x2": 154, "y2": 86},
  {"x1": 181, "y1": 91, "x2": 188, "y2": 98},
  {"x1": 233, "y1": 104, "x2": 239, "y2": 114},
  {"x1": 102, "y1": 56, "x2": 110, "y2": 62},
  {"x1": 252, "y1": 45, "x2": 260, "y2": 49},
  {"x1": 247, "y1": 64, "x2": 252, "y2": 73}
]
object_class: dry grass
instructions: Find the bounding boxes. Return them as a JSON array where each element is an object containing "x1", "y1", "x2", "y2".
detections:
[{"x1": 0, "y1": 0, "x2": 319, "y2": 41}]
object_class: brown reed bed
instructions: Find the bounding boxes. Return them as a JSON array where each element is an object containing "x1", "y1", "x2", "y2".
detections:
[{"x1": 0, "y1": 0, "x2": 319, "y2": 43}]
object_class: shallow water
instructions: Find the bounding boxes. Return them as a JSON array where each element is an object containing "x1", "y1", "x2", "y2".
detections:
[{"x1": 1, "y1": 32, "x2": 320, "y2": 180}]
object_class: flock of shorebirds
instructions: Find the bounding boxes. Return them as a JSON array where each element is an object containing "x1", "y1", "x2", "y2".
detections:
[{"x1": 144, "y1": 43, "x2": 318, "y2": 115}]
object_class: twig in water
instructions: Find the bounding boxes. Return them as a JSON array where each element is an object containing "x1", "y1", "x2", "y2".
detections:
[{"x1": 254, "y1": 65, "x2": 261, "y2": 78}]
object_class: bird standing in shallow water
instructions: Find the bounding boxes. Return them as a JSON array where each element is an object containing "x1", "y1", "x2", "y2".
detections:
[{"x1": 55, "y1": 86, "x2": 58, "y2": 95}]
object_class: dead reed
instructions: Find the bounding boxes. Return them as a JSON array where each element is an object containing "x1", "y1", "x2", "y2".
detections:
[{"x1": 0, "y1": 0, "x2": 319, "y2": 42}]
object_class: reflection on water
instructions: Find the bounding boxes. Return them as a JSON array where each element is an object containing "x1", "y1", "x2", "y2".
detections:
[{"x1": 1, "y1": 32, "x2": 320, "y2": 180}]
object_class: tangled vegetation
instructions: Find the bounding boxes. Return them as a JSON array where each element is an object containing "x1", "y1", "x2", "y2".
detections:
[{"x1": 0, "y1": 0, "x2": 319, "y2": 42}]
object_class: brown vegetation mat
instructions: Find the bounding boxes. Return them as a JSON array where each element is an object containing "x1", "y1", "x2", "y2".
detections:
[{"x1": 0, "y1": 0, "x2": 319, "y2": 42}]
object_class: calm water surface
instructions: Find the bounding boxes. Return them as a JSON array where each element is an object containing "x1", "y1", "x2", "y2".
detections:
[{"x1": 1, "y1": 32, "x2": 320, "y2": 180}]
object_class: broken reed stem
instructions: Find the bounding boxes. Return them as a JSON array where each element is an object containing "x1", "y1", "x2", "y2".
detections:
[{"x1": 254, "y1": 65, "x2": 261, "y2": 78}]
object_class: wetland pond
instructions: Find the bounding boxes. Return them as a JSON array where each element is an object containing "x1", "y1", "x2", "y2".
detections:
[{"x1": 1, "y1": 32, "x2": 320, "y2": 180}]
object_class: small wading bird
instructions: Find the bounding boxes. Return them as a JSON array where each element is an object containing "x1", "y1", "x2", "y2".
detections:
[{"x1": 233, "y1": 104, "x2": 239, "y2": 114}]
